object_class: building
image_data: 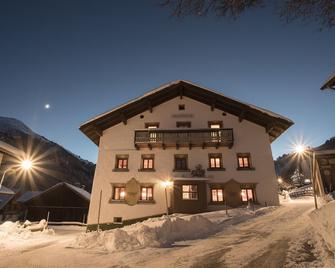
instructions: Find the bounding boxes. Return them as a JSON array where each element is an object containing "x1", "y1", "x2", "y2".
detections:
[
  {"x1": 80, "y1": 80, "x2": 293, "y2": 229},
  {"x1": 19, "y1": 182, "x2": 90, "y2": 222},
  {"x1": 313, "y1": 138, "x2": 335, "y2": 196}
]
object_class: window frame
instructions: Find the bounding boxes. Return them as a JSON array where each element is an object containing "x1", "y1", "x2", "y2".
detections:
[
  {"x1": 208, "y1": 153, "x2": 225, "y2": 170},
  {"x1": 211, "y1": 188, "x2": 224, "y2": 203},
  {"x1": 237, "y1": 153, "x2": 254, "y2": 170},
  {"x1": 112, "y1": 186, "x2": 126, "y2": 201},
  {"x1": 182, "y1": 184, "x2": 198, "y2": 200},
  {"x1": 140, "y1": 186, "x2": 154, "y2": 201},
  {"x1": 241, "y1": 188, "x2": 254, "y2": 202},
  {"x1": 174, "y1": 154, "x2": 189, "y2": 171},
  {"x1": 140, "y1": 154, "x2": 155, "y2": 171},
  {"x1": 113, "y1": 155, "x2": 129, "y2": 171}
]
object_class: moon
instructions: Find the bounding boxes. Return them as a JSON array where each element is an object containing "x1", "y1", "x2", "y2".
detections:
[{"x1": 44, "y1": 104, "x2": 50, "y2": 109}]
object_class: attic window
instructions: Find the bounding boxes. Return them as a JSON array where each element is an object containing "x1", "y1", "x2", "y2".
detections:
[{"x1": 178, "y1": 104, "x2": 185, "y2": 110}]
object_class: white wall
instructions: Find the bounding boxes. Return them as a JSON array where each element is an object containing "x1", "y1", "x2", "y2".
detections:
[{"x1": 87, "y1": 96, "x2": 279, "y2": 224}]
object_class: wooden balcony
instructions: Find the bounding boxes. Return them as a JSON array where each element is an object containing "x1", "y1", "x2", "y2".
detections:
[{"x1": 134, "y1": 128, "x2": 234, "y2": 149}]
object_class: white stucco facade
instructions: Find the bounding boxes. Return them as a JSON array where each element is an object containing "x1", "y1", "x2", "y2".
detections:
[{"x1": 87, "y1": 96, "x2": 282, "y2": 226}]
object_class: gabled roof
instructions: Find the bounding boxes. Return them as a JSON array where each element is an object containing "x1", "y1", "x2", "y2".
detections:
[
  {"x1": 16, "y1": 191, "x2": 41, "y2": 203},
  {"x1": 80, "y1": 80, "x2": 293, "y2": 145},
  {"x1": 0, "y1": 185, "x2": 15, "y2": 195},
  {"x1": 321, "y1": 74, "x2": 335, "y2": 90},
  {"x1": 20, "y1": 182, "x2": 91, "y2": 203}
]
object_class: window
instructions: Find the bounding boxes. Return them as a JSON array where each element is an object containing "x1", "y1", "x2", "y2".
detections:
[
  {"x1": 209, "y1": 121, "x2": 223, "y2": 142},
  {"x1": 140, "y1": 186, "x2": 153, "y2": 200},
  {"x1": 114, "y1": 155, "x2": 129, "y2": 170},
  {"x1": 211, "y1": 189, "x2": 224, "y2": 202},
  {"x1": 209, "y1": 153, "x2": 222, "y2": 169},
  {"x1": 241, "y1": 189, "x2": 254, "y2": 202},
  {"x1": 145, "y1": 123, "x2": 159, "y2": 142},
  {"x1": 145, "y1": 122, "x2": 159, "y2": 129},
  {"x1": 176, "y1": 121, "x2": 191, "y2": 128},
  {"x1": 237, "y1": 153, "x2": 252, "y2": 169},
  {"x1": 113, "y1": 217, "x2": 123, "y2": 224},
  {"x1": 113, "y1": 187, "x2": 125, "y2": 200},
  {"x1": 178, "y1": 104, "x2": 185, "y2": 110},
  {"x1": 174, "y1": 155, "x2": 188, "y2": 171},
  {"x1": 182, "y1": 185, "x2": 198, "y2": 200},
  {"x1": 208, "y1": 121, "x2": 223, "y2": 129},
  {"x1": 141, "y1": 154, "x2": 154, "y2": 170}
]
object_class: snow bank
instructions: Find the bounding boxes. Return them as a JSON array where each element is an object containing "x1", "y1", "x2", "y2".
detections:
[
  {"x1": 310, "y1": 200, "x2": 335, "y2": 251},
  {"x1": 0, "y1": 220, "x2": 54, "y2": 246},
  {"x1": 75, "y1": 215, "x2": 218, "y2": 252}
]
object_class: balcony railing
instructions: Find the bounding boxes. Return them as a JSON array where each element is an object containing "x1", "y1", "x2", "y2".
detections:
[{"x1": 134, "y1": 128, "x2": 233, "y2": 149}]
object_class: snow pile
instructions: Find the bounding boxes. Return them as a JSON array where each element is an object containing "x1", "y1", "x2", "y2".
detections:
[
  {"x1": 75, "y1": 215, "x2": 218, "y2": 252},
  {"x1": 0, "y1": 220, "x2": 54, "y2": 243},
  {"x1": 310, "y1": 200, "x2": 335, "y2": 252}
]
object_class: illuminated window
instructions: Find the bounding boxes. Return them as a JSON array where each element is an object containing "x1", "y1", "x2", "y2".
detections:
[
  {"x1": 182, "y1": 185, "x2": 198, "y2": 200},
  {"x1": 241, "y1": 188, "x2": 254, "y2": 202},
  {"x1": 113, "y1": 187, "x2": 125, "y2": 200},
  {"x1": 209, "y1": 154, "x2": 222, "y2": 169},
  {"x1": 145, "y1": 123, "x2": 159, "y2": 142},
  {"x1": 142, "y1": 155, "x2": 154, "y2": 170},
  {"x1": 211, "y1": 189, "x2": 224, "y2": 202},
  {"x1": 140, "y1": 187, "x2": 153, "y2": 200},
  {"x1": 208, "y1": 121, "x2": 223, "y2": 142},
  {"x1": 237, "y1": 153, "x2": 252, "y2": 169},
  {"x1": 115, "y1": 155, "x2": 128, "y2": 170}
]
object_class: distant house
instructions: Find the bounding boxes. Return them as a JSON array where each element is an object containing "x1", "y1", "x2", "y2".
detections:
[
  {"x1": 80, "y1": 80, "x2": 293, "y2": 229},
  {"x1": 313, "y1": 138, "x2": 335, "y2": 196},
  {"x1": 321, "y1": 74, "x2": 335, "y2": 90},
  {"x1": 0, "y1": 186, "x2": 16, "y2": 220},
  {"x1": 19, "y1": 182, "x2": 90, "y2": 223}
]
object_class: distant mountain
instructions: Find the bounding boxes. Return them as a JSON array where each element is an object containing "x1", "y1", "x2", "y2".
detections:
[
  {"x1": 0, "y1": 116, "x2": 95, "y2": 192},
  {"x1": 275, "y1": 136, "x2": 335, "y2": 182}
]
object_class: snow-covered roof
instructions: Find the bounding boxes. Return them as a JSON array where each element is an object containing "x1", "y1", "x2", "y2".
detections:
[
  {"x1": 16, "y1": 191, "x2": 41, "y2": 203},
  {"x1": 0, "y1": 193, "x2": 15, "y2": 211},
  {"x1": 19, "y1": 182, "x2": 91, "y2": 203},
  {"x1": 0, "y1": 185, "x2": 15, "y2": 195},
  {"x1": 65, "y1": 183, "x2": 91, "y2": 201},
  {"x1": 80, "y1": 80, "x2": 293, "y2": 145}
]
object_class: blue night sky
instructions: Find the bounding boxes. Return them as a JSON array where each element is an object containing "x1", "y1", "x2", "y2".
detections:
[{"x1": 0, "y1": 0, "x2": 334, "y2": 163}]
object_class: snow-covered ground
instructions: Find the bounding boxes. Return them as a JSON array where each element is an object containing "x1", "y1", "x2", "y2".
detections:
[{"x1": 0, "y1": 198, "x2": 333, "y2": 268}]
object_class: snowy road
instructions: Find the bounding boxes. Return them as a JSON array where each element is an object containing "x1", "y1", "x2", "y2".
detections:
[{"x1": 0, "y1": 199, "x2": 334, "y2": 268}]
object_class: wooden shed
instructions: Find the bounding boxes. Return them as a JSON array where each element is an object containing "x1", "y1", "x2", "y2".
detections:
[{"x1": 21, "y1": 182, "x2": 90, "y2": 223}]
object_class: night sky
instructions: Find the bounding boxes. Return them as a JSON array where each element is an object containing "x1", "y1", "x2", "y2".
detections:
[{"x1": 0, "y1": 0, "x2": 334, "y2": 163}]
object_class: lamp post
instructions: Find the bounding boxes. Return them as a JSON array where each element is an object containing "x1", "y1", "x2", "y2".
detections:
[
  {"x1": 294, "y1": 145, "x2": 318, "y2": 209},
  {"x1": 0, "y1": 159, "x2": 33, "y2": 190},
  {"x1": 162, "y1": 180, "x2": 173, "y2": 216}
]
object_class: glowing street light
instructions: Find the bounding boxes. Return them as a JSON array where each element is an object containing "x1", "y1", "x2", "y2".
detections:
[
  {"x1": 161, "y1": 180, "x2": 173, "y2": 216},
  {"x1": 278, "y1": 177, "x2": 283, "y2": 184},
  {"x1": 292, "y1": 143, "x2": 318, "y2": 209},
  {"x1": 0, "y1": 158, "x2": 34, "y2": 190}
]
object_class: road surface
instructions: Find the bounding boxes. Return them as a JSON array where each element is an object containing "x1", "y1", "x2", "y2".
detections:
[{"x1": 0, "y1": 198, "x2": 334, "y2": 268}]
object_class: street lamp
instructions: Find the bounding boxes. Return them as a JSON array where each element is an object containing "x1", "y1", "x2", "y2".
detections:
[
  {"x1": 161, "y1": 180, "x2": 173, "y2": 216},
  {"x1": 293, "y1": 144, "x2": 318, "y2": 209},
  {"x1": 0, "y1": 159, "x2": 34, "y2": 190}
]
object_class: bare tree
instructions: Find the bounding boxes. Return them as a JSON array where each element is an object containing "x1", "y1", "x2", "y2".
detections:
[{"x1": 161, "y1": 0, "x2": 335, "y2": 29}]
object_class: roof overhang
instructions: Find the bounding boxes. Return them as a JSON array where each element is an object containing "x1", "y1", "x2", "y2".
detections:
[
  {"x1": 321, "y1": 74, "x2": 335, "y2": 90},
  {"x1": 80, "y1": 80, "x2": 294, "y2": 145}
]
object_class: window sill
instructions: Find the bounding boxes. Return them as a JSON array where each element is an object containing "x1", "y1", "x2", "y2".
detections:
[
  {"x1": 237, "y1": 167, "x2": 255, "y2": 171},
  {"x1": 138, "y1": 169, "x2": 156, "y2": 172},
  {"x1": 181, "y1": 199, "x2": 199, "y2": 201},
  {"x1": 209, "y1": 201, "x2": 225, "y2": 205},
  {"x1": 112, "y1": 168, "x2": 129, "y2": 172},
  {"x1": 109, "y1": 199, "x2": 126, "y2": 204},
  {"x1": 207, "y1": 168, "x2": 226, "y2": 171},
  {"x1": 173, "y1": 169, "x2": 190, "y2": 172},
  {"x1": 138, "y1": 200, "x2": 156, "y2": 204}
]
